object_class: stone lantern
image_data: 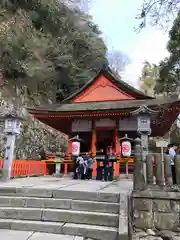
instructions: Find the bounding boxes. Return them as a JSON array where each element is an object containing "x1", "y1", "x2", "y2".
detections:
[
  {"x1": 0, "y1": 106, "x2": 24, "y2": 181},
  {"x1": 131, "y1": 105, "x2": 158, "y2": 179}
]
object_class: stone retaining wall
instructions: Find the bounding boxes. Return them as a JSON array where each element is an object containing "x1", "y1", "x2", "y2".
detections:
[{"x1": 130, "y1": 189, "x2": 180, "y2": 240}]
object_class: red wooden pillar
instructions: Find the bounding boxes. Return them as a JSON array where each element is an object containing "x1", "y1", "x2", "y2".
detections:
[
  {"x1": 91, "y1": 120, "x2": 97, "y2": 177},
  {"x1": 114, "y1": 119, "x2": 120, "y2": 157},
  {"x1": 114, "y1": 119, "x2": 120, "y2": 177},
  {"x1": 67, "y1": 139, "x2": 72, "y2": 160},
  {"x1": 67, "y1": 121, "x2": 72, "y2": 160},
  {"x1": 91, "y1": 120, "x2": 96, "y2": 157}
]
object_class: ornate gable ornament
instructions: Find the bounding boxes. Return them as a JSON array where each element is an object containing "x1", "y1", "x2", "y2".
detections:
[{"x1": 131, "y1": 105, "x2": 159, "y2": 116}]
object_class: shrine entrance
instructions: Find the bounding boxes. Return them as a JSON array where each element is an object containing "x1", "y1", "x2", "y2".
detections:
[{"x1": 96, "y1": 130, "x2": 114, "y2": 153}]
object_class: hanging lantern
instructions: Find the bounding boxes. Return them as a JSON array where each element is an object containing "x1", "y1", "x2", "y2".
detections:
[
  {"x1": 121, "y1": 140, "x2": 131, "y2": 157},
  {"x1": 72, "y1": 141, "x2": 80, "y2": 156},
  {"x1": 70, "y1": 135, "x2": 83, "y2": 157}
]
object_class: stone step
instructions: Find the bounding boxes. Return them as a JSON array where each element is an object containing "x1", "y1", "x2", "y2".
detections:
[
  {"x1": 0, "y1": 187, "x2": 120, "y2": 203},
  {"x1": 0, "y1": 219, "x2": 118, "y2": 240},
  {"x1": 0, "y1": 207, "x2": 119, "y2": 227},
  {"x1": 0, "y1": 230, "x2": 84, "y2": 240},
  {"x1": 0, "y1": 196, "x2": 119, "y2": 214}
]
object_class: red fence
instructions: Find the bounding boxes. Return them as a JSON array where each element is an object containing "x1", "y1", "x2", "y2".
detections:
[{"x1": 0, "y1": 160, "x2": 49, "y2": 178}]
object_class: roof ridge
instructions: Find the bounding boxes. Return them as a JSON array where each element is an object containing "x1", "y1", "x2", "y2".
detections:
[{"x1": 61, "y1": 66, "x2": 153, "y2": 103}]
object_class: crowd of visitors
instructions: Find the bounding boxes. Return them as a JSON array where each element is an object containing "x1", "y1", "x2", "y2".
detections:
[
  {"x1": 74, "y1": 153, "x2": 94, "y2": 180},
  {"x1": 73, "y1": 145, "x2": 113, "y2": 181}
]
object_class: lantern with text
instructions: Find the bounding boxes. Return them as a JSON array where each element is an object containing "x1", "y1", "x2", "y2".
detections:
[
  {"x1": 122, "y1": 141, "x2": 131, "y2": 157},
  {"x1": 120, "y1": 134, "x2": 133, "y2": 157},
  {"x1": 70, "y1": 135, "x2": 84, "y2": 157},
  {"x1": 72, "y1": 141, "x2": 80, "y2": 156}
]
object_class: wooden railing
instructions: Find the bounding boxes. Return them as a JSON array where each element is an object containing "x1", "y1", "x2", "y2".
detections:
[
  {"x1": 0, "y1": 156, "x2": 135, "y2": 179},
  {"x1": 0, "y1": 160, "x2": 49, "y2": 178}
]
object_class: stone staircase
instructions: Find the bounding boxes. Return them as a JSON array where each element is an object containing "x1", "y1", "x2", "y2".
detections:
[{"x1": 0, "y1": 187, "x2": 124, "y2": 240}]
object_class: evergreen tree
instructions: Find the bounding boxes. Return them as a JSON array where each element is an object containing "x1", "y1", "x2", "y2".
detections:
[
  {"x1": 154, "y1": 12, "x2": 180, "y2": 95},
  {"x1": 0, "y1": 0, "x2": 108, "y2": 104},
  {"x1": 139, "y1": 61, "x2": 159, "y2": 96}
]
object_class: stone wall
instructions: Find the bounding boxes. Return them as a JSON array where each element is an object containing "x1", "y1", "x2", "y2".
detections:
[
  {"x1": 130, "y1": 189, "x2": 180, "y2": 240},
  {"x1": 0, "y1": 84, "x2": 68, "y2": 159}
]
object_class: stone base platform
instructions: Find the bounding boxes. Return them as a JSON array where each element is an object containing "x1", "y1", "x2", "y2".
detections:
[{"x1": 0, "y1": 175, "x2": 133, "y2": 193}]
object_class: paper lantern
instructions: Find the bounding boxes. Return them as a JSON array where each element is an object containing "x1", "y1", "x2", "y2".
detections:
[
  {"x1": 72, "y1": 141, "x2": 80, "y2": 156},
  {"x1": 122, "y1": 141, "x2": 131, "y2": 157}
]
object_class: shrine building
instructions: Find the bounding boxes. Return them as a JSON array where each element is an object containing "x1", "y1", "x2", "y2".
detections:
[{"x1": 27, "y1": 66, "x2": 180, "y2": 160}]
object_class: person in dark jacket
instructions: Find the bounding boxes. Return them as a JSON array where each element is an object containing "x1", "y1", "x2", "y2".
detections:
[{"x1": 103, "y1": 154, "x2": 110, "y2": 181}]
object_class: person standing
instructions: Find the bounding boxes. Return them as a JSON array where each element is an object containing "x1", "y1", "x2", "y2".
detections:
[
  {"x1": 87, "y1": 154, "x2": 95, "y2": 180},
  {"x1": 167, "y1": 143, "x2": 178, "y2": 184},
  {"x1": 103, "y1": 152, "x2": 110, "y2": 181}
]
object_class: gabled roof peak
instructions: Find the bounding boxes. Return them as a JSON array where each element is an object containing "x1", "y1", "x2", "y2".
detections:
[{"x1": 62, "y1": 66, "x2": 153, "y2": 103}]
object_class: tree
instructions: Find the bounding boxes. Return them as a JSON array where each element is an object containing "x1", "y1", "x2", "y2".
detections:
[
  {"x1": 64, "y1": 0, "x2": 93, "y2": 12},
  {"x1": 136, "y1": 0, "x2": 180, "y2": 30},
  {"x1": 107, "y1": 50, "x2": 130, "y2": 75},
  {"x1": 0, "y1": 0, "x2": 108, "y2": 104},
  {"x1": 154, "y1": 12, "x2": 180, "y2": 95},
  {"x1": 139, "y1": 61, "x2": 159, "y2": 96}
]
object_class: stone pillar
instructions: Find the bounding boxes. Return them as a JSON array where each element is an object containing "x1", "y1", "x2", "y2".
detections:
[
  {"x1": 164, "y1": 154, "x2": 173, "y2": 185},
  {"x1": 91, "y1": 120, "x2": 96, "y2": 157},
  {"x1": 2, "y1": 134, "x2": 16, "y2": 181},
  {"x1": 141, "y1": 133, "x2": 149, "y2": 182},
  {"x1": 154, "y1": 154, "x2": 164, "y2": 186},
  {"x1": 133, "y1": 138, "x2": 146, "y2": 190},
  {"x1": 146, "y1": 154, "x2": 154, "y2": 185},
  {"x1": 175, "y1": 155, "x2": 180, "y2": 185}
]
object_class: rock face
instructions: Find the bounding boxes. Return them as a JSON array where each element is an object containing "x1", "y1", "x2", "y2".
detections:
[
  {"x1": 0, "y1": 85, "x2": 67, "y2": 159},
  {"x1": 132, "y1": 229, "x2": 180, "y2": 240},
  {"x1": 130, "y1": 189, "x2": 180, "y2": 240},
  {"x1": 15, "y1": 117, "x2": 67, "y2": 159}
]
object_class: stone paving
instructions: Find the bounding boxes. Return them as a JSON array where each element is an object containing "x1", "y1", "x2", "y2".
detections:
[
  {"x1": 0, "y1": 229, "x2": 83, "y2": 240},
  {"x1": 0, "y1": 175, "x2": 133, "y2": 193}
]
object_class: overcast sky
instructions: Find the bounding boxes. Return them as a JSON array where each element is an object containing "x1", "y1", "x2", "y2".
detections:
[{"x1": 90, "y1": 0, "x2": 171, "y2": 88}]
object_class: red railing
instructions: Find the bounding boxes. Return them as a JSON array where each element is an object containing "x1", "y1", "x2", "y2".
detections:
[{"x1": 0, "y1": 160, "x2": 49, "y2": 178}]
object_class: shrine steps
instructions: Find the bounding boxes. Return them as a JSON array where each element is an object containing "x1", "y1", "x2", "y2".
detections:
[{"x1": 0, "y1": 188, "x2": 122, "y2": 240}]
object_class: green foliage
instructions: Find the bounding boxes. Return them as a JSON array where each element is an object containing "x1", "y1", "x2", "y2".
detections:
[
  {"x1": 139, "y1": 61, "x2": 159, "y2": 96},
  {"x1": 154, "y1": 12, "x2": 180, "y2": 95},
  {"x1": 0, "y1": 0, "x2": 108, "y2": 102}
]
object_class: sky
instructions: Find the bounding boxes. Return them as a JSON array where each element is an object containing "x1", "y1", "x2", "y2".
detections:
[{"x1": 90, "y1": 0, "x2": 170, "y2": 88}]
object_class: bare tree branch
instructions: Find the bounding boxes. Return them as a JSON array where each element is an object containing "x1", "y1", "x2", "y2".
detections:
[
  {"x1": 136, "y1": 0, "x2": 180, "y2": 31},
  {"x1": 63, "y1": 0, "x2": 93, "y2": 12},
  {"x1": 107, "y1": 50, "x2": 130, "y2": 74}
]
